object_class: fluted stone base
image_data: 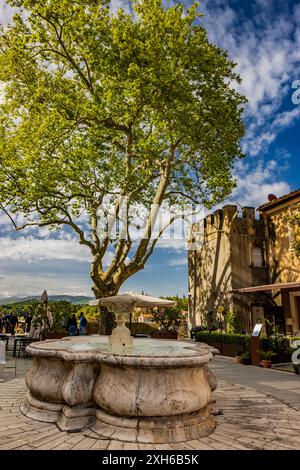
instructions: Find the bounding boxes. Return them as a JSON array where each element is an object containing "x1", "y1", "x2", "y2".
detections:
[
  {"x1": 20, "y1": 393, "x2": 63, "y2": 423},
  {"x1": 92, "y1": 407, "x2": 215, "y2": 443},
  {"x1": 57, "y1": 403, "x2": 96, "y2": 432},
  {"x1": 20, "y1": 393, "x2": 96, "y2": 431}
]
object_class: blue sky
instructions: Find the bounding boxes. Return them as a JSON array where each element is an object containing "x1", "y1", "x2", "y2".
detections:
[{"x1": 0, "y1": 0, "x2": 300, "y2": 298}]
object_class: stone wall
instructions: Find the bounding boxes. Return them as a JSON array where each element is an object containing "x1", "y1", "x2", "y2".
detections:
[
  {"x1": 262, "y1": 203, "x2": 300, "y2": 284},
  {"x1": 188, "y1": 205, "x2": 268, "y2": 333}
]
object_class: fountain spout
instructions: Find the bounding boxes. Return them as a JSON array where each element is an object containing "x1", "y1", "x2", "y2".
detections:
[
  {"x1": 91, "y1": 293, "x2": 176, "y2": 353},
  {"x1": 105, "y1": 302, "x2": 133, "y2": 352}
]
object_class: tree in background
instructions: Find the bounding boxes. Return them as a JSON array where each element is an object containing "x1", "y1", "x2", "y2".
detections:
[
  {"x1": 151, "y1": 304, "x2": 183, "y2": 333},
  {"x1": 50, "y1": 300, "x2": 77, "y2": 330},
  {"x1": 28, "y1": 299, "x2": 77, "y2": 334},
  {"x1": 165, "y1": 296, "x2": 188, "y2": 312},
  {"x1": 0, "y1": 0, "x2": 246, "y2": 333},
  {"x1": 75, "y1": 304, "x2": 99, "y2": 323}
]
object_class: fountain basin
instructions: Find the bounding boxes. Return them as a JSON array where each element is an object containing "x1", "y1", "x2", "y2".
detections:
[{"x1": 21, "y1": 336, "x2": 217, "y2": 443}]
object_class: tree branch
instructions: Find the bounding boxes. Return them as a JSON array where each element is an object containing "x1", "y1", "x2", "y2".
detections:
[
  {"x1": 142, "y1": 214, "x2": 185, "y2": 265},
  {"x1": 165, "y1": 191, "x2": 202, "y2": 204},
  {"x1": 0, "y1": 206, "x2": 18, "y2": 229},
  {"x1": 37, "y1": 14, "x2": 93, "y2": 92},
  {"x1": 125, "y1": 144, "x2": 175, "y2": 269}
]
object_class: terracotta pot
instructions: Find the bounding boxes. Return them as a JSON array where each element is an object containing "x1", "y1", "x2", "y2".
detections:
[
  {"x1": 261, "y1": 359, "x2": 272, "y2": 368},
  {"x1": 234, "y1": 356, "x2": 242, "y2": 364}
]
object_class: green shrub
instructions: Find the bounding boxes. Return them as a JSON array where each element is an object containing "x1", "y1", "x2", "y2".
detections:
[
  {"x1": 259, "y1": 336, "x2": 274, "y2": 351},
  {"x1": 240, "y1": 351, "x2": 251, "y2": 364},
  {"x1": 195, "y1": 331, "x2": 296, "y2": 360},
  {"x1": 259, "y1": 350, "x2": 277, "y2": 360},
  {"x1": 195, "y1": 331, "x2": 250, "y2": 347},
  {"x1": 276, "y1": 336, "x2": 291, "y2": 352},
  {"x1": 291, "y1": 336, "x2": 300, "y2": 342},
  {"x1": 260, "y1": 336, "x2": 293, "y2": 355}
]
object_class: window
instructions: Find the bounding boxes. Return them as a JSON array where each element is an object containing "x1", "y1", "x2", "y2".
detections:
[{"x1": 252, "y1": 246, "x2": 264, "y2": 267}]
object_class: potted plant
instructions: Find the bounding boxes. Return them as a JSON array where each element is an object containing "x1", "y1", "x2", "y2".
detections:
[
  {"x1": 260, "y1": 350, "x2": 277, "y2": 368},
  {"x1": 234, "y1": 355, "x2": 242, "y2": 364},
  {"x1": 240, "y1": 352, "x2": 251, "y2": 365}
]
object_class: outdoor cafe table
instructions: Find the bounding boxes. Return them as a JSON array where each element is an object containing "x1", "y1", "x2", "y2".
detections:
[{"x1": 13, "y1": 335, "x2": 30, "y2": 357}]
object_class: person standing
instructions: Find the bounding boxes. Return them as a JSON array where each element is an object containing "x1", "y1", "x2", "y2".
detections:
[
  {"x1": 10, "y1": 313, "x2": 18, "y2": 336},
  {"x1": 67, "y1": 314, "x2": 78, "y2": 336},
  {"x1": 4, "y1": 313, "x2": 12, "y2": 334},
  {"x1": 79, "y1": 312, "x2": 87, "y2": 336},
  {"x1": 24, "y1": 313, "x2": 32, "y2": 334}
]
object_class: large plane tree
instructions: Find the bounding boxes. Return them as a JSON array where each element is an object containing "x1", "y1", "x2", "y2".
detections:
[{"x1": 0, "y1": 0, "x2": 246, "y2": 333}]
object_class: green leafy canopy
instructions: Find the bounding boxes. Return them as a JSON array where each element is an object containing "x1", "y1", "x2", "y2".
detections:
[{"x1": 0, "y1": 0, "x2": 246, "y2": 297}]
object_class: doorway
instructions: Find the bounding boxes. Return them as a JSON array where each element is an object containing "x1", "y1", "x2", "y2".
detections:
[
  {"x1": 289, "y1": 291, "x2": 300, "y2": 333},
  {"x1": 296, "y1": 297, "x2": 300, "y2": 331}
]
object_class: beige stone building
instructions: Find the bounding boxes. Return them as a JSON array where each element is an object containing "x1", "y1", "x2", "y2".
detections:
[{"x1": 188, "y1": 189, "x2": 300, "y2": 334}]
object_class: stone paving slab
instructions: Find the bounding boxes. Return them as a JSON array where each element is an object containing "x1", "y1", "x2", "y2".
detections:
[
  {"x1": 0, "y1": 378, "x2": 300, "y2": 450},
  {"x1": 210, "y1": 357, "x2": 300, "y2": 410}
]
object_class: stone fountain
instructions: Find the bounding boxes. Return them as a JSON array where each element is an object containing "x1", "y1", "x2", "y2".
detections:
[{"x1": 21, "y1": 293, "x2": 217, "y2": 443}]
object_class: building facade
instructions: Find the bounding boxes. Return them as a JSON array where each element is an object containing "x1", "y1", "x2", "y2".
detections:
[
  {"x1": 188, "y1": 189, "x2": 300, "y2": 334},
  {"x1": 258, "y1": 190, "x2": 300, "y2": 334}
]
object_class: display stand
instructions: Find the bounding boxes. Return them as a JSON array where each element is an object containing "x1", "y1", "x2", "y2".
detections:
[{"x1": 251, "y1": 323, "x2": 263, "y2": 366}]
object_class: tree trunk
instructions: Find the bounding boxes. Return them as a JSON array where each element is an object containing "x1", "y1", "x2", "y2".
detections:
[
  {"x1": 98, "y1": 306, "x2": 115, "y2": 335},
  {"x1": 92, "y1": 280, "x2": 119, "y2": 335}
]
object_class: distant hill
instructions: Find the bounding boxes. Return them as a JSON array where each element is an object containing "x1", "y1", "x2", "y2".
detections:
[{"x1": 0, "y1": 295, "x2": 93, "y2": 306}]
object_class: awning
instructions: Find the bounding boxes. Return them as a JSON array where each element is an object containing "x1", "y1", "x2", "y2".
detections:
[{"x1": 232, "y1": 281, "x2": 300, "y2": 293}]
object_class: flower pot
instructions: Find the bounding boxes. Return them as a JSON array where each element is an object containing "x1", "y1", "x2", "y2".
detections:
[
  {"x1": 261, "y1": 359, "x2": 272, "y2": 368},
  {"x1": 234, "y1": 356, "x2": 242, "y2": 364}
]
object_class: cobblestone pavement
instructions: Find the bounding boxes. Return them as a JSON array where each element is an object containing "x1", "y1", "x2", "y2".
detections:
[
  {"x1": 1, "y1": 378, "x2": 300, "y2": 450},
  {"x1": 210, "y1": 356, "x2": 300, "y2": 410}
]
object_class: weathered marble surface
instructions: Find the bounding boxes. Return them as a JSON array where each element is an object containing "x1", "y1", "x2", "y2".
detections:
[
  {"x1": 92, "y1": 293, "x2": 176, "y2": 352},
  {"x1": 90, "y1": 293, "x2": 176, "y2": 308},
  {"x1": 21, "y1": 337, "x2": 218, "y2": 442}
]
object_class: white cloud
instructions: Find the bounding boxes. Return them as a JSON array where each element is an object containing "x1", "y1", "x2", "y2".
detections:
[
  {"x1": 0, "y1": 234, "x2": 91, "y2": 263},
  {"x1": 228, "y1": 158, "x2": 291, "y2": 208},
  {"x1": 0, "y1": 272, "x2": 92, "y2": 297},
  {"x1": 0, "y1": 233, "x2": 119, "y2": 269},
  {"x1": 244, "y1": 107, "x2": 300, "y2": 156},
  {"x1": 199, "y1": 0, "x2": 300, "y2": 156},
  {"x1": 0, "y1": 0, "x2": 16, "y2": 24},
  {"x1": 168, "y1": 257, "x2": 187, "y2": 267},
  {"x1": 272, "y1": 107, "x2": 300, "y2": 128}
]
